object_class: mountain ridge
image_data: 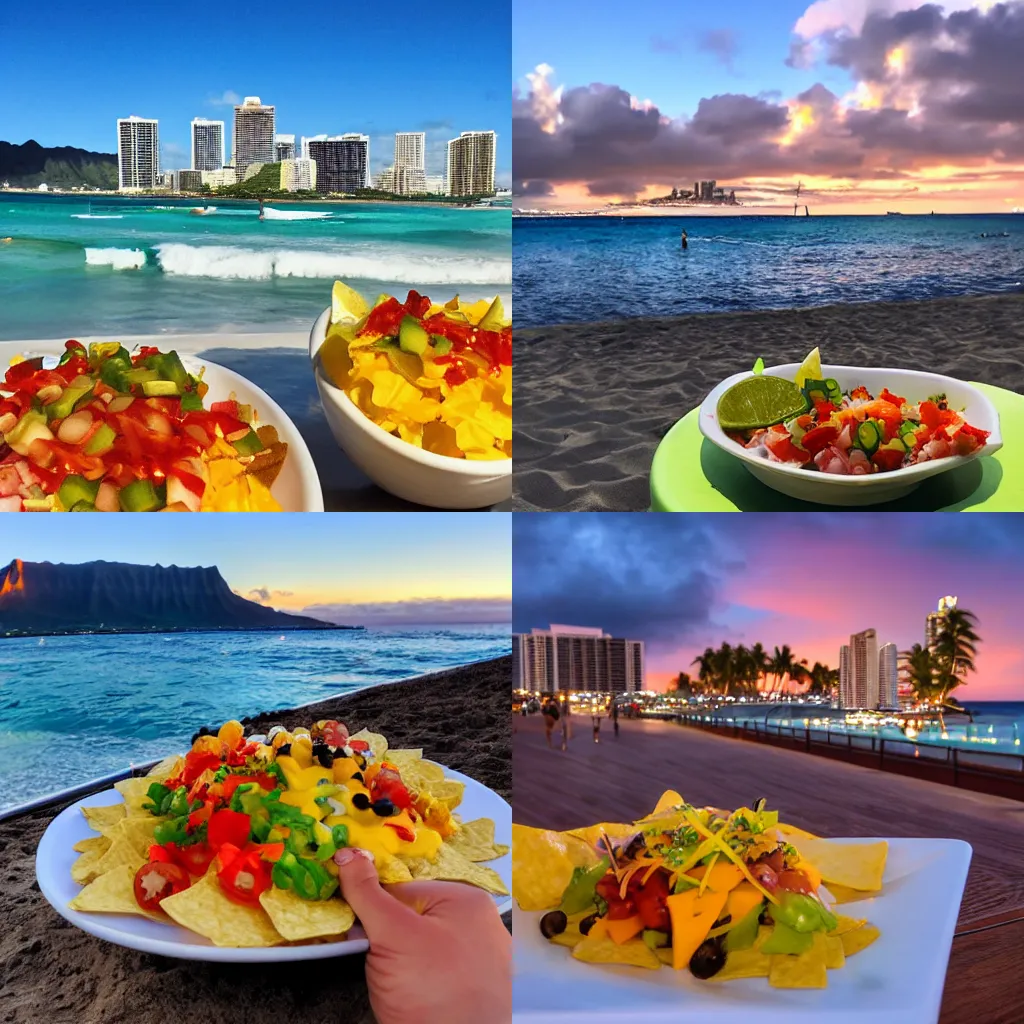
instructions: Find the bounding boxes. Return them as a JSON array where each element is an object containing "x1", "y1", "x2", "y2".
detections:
[
  {"x1": 0, "y1": 140, "x2": 119, "y2": 189},
  {"x1": 0, "y1": 559, "x2": 350, "y2": 636}
]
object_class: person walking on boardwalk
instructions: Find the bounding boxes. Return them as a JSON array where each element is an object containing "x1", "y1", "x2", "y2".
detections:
[
  {"x1": 592, "y1": 713, "x2": 602, "y2": 743},
  {"x1": 542, "y1": 698, "x2": 560, "y2": 748},
  {"x1": 612, "y1": 701, "x2": 619, "y2": 739},
  {"x1": 560, "y1": 699, "x2": 570, "y2": 751}
]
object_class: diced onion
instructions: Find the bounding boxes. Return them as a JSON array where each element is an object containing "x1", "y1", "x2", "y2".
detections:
[{"x1": 57, "y1": 410, "x2": 94, "y2": 445}]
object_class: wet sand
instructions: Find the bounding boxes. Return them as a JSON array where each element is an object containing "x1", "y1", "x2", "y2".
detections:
[
  {"x1": 512, "y1": 293, "x2": 1024, "y2": 510},
  {"x1": 0, "y1": 656, "x2": 510, "y2": 1024}
]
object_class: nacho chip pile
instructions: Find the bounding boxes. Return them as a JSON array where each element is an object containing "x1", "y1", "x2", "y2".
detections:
[
  {"x1": 514, "y1": 792, "x2": 884, "y2": 989},
  {"x1": 319, "y1": 281, "x2": 512, "y2": 461},
  {"x1": 69, "y1": 720, "x2": 508, "y2": 947}
]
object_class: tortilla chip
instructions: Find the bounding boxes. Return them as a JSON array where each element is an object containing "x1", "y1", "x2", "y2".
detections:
[
  {"x1": 248, "y1": 430, "x2": 288, "y2": 490},
  {"x1": 709, "y1": 947, "x2": 772, "y2": 981},
  {"x1": 349, "y1": 728, "x2": 388, "y2": 761},
  {"x1": 651, "y1": 790, "x2": 685, "y2": 816},
  {"x1": 376, "y1": 854, "x2": 414, "y2": 884},
  {"x1": 146, "y1": 755, "x2": 183, "y2": 781},
  {"x1": 447, "y1": 817, "x2": 508, "y2": 862},
  {"x1": 400, "y1": 759, "x2": 447, "y2": 791},
  {"x1": 548, "y1": 910, "x2": 597, "y2": 950},
  {"x1": 826, "y1": 883, "x2": 874, "y2": 905},
  {"x1": 407, "y1": 843, "x2": 509, "y2": 896},
  {"x1": 160, "y1": 871, "x2": 281, "y2": 947},
  {"x1": 564, "y1": 822, "x2": 641, "y2": 849},
  {"x1": 71, "y1": 843, "x2": 113, "y2": 885},
  {"x1": 768, "y1": 933, "x2": 829, "y2": 989},
  {"x1": 571, "y1": 933, "x2": 661, "y2": 970},
  {"x1": 655, "y1": 946, "x2": 674, "y2": 966},
  {"x1": 114, "y1": 777, "x2": 160, "y2": 817},
  {"x1": 777, "y1": 823, "x2": 821, "y2": 842},
  {"x1": 840, "y1": 923, "x2": 881, "y2": 957},
  {"x1": 790, "y1": 838, "x2": 887, "y2": 892},
  {"x1": 830, "y1": 913, "x2": 868, "y2": 935},
  {"x1": 259, "y1": 887, "x2": 355, "y2": 942},
  {"x1": 69, "y1": 864, "x2": 164, "y2": 923},
  {"x1": 824, "y1": 935, "x2": 846, "y2": 970},
  {"x1": 82, "y1": 804, "x2": 126, "y2": 831},
  {"x1": 91, "y1": 834, "x2": 146, "y2": 879},
  {"x1": 512, "y1": 824, "x2": 602, "y2": 912},
  {"x1": 73, "y1": 835, "x2": 111, "y2": 856},
  {"x1": 386, "y1": 749, "x2": 423, "y2": 765},
  {"x1": 424, "y1": 779, "x2": 465, "y2": 811}
]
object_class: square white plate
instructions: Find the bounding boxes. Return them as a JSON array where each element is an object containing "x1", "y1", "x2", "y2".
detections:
[
  {"x1": 513, "y1": 837, "x2": 971, "y2": 1024},
  {"x1": 37, "y1": 764, "x2": 511, "y2": 962}
]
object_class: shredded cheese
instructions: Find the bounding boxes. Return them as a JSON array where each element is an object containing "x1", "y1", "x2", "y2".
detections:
[{"x1": 681, "y1": 808, "x2": 779, "y2": 905}]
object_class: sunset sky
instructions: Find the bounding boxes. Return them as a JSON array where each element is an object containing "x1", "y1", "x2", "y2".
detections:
[
  {"x1": 512, "y1": 514, "x2": 1024, "y2": 700},
  {"x1": 0, "y1": 514, "x2": 512, "y2": 626},
  {"x1": 512, "y1": 0, "x2": 1024, "y2": 213}
]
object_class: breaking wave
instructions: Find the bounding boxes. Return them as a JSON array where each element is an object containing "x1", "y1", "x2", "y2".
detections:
[{"x1": 84, "y1": 247, "x2": 147, "y2": 270}]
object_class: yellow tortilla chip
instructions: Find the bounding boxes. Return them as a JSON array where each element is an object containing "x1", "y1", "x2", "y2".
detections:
[
  {"x1": 840, "y1": 923, "x2": 881, "y2": 957},
  {"x1": 71, "y1": 844, "x2": 113, "y2": 885},
  {"x1": 447, "y1": 817, "x2": 509, "y2": 862},
  {"x1": 830, "y1": 913, "x2": 868, "y2": 935},
  {"x1": 790, "y1": 838, "x2": 887, "y2": 892},
  {"x1": 160, "y1": 871, "x2": 281, "y2": 947},
  {"x1": 709, "y1": 947, "x2": 772, "y2": 981},
  {"x1": 768, "y1": 933, "x2": 829, "y2": 989},
  {"x1": 571, "y1": 933, "x2": 661, "y2": 970},
  {"x1": 512, "y1": 824, "x2": 602, "y2": 912},
  {"x1": 349, "y1": 728, "x2": 388, "y2": 761},
  {"x1": 69, "y1": 864, "x2": 164, "y2": 923},
  {"x1": 423, "y1": 779, "x2": 465, "y2": 811},
  {"x1": 385, "y1": 748, "x2": 423, "y2": 765},
  {"x1": 826, "y1": 882, "x2": 874, "y2": 905},
  {"x1": 549, "y1": 910, "x2": 596, "y2": 950},
  {"x1": 655, "y1": 946, "x2": 674, "y2": 966},
  {"x1": 114, "y1": 777, "x2": 160, "y2": 817},
  {"x1": 259, "y1": 887, "x2": 355, "y2": 942},
  {"x1": 91, "y1": 834, "x2": 146, "y2": 879},
  {"x1": 824, "y1": 935, "x2": 846, "y2": 970},
  {"x1": 777, "y1": 823, "x2": 821, "y2": 842},
  {"x1": 117, "y1": 817, "x2": 161, "y2": 857},
  {"x1": 82, "y1": 804, "x2": 126, "y2": 831},
  {"x1": 564, "y1": 822, "x2": 640, "y2": 849},
  {"x1": 407, "y1": 843, "x2": 509, "y2": 896},
  {"x1": 651, "y1": 790, "x2": 685, "y2": 816},
  {"x1": 73, "y1": 835, "x2": 111, "y2": 855},
  {"x1": 376, "y1": 854, "x2": 414, "y2": 884},
  {"x1": 146, "y1": 755, "x2": 183, "y2": 781}
]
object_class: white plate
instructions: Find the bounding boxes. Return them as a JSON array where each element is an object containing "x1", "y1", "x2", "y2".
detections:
[
  {"x1": 36, "y1": 764, "x2": 511, "y2": 962},
  {"x1": 13, "y1": 351, "x2": 324, "y2": 511},
  {"x1": 698, "y1": 365, "x2": 1001, "y2": 506},
  {"x1": 513, "y1": 837, "x2": 971, "y2": 1024}
]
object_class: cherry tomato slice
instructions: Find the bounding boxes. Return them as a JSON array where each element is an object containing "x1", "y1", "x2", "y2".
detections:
[{"x1": 134, "y1": 860, "x2": 190, "y2": 911}]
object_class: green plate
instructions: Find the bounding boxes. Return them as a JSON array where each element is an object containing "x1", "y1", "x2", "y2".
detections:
[{"x1": 650, "y1": 382, "x2": 1022, "y2": 512}]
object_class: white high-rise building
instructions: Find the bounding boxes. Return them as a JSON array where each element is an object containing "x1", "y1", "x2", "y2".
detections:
[
  {"x1": 301, "y1": 134, "x2": 328, "y2": 160},
  {"x1": 232, "y1": 97, "x2": 276, "y2": 176},
  {"x1": 117, "y1": 117, "x2": 160, "y2": 191},
  {"x1": 274, "y1": 134, "x2": 296, "y2": 162},
  {"x1": 392, "y1": 131, "x2": 427, "y2": 194},
  {"x1": 926, "y1": 596, "x2": 958, "y2": 656},
  {"x1": 512, "y1": 624, "x2": 644, "y2": 695},
  {"x1": 279, "y1": 158, "x2": 316, "y2": 192},
  {"x1": 191, "y1": 119, "x2": 224, "y2": 171},
  {"x1": 878, "y1": 643, "x2": 899, "y2": 710},
  {"x1": 445, "y1": 131, "x2": 496, "y2": 196},
  {"x1": 308, "y1": 134, "x2": 370, "y2": 193}
]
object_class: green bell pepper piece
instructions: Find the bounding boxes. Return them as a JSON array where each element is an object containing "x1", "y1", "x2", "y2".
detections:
[
  {"x1": 760, "y1": 920, "x2": 814, "y2": 955},
  {"x1": 84, "y1": 422, "x2": 116, "y2": 456},
  {"x1": 559, "y1": 857, "x2": 610, "y2": 916},
  {"x1": 642, "y1": 929, "x2": 669, "y2": 950},
  {"x1": 58, "y1": 475, "x2": 100, "y2": 511},
  {"x1": 180, "y1": 390, "x2": 204, "y2": 412},
  {"x1": 119, "y1": 478, "x2": 165, "y2": 512},
  {"x1": 769, "y1": 892, "x2": 836, "y2": 934},
  {"x1": 230, "y1": 429, "x2": 265, "y2": 456},
  {"x1": 723, "y1": 901, "x2": 764, "y2": 952},
  {"x1": 45, "y1": 384, "x2": 93, "y2": 421}
]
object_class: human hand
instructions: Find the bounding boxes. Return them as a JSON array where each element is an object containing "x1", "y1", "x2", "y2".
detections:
[{"x1": 334, "y1": 846, "x2": 511, "y2": 1024}]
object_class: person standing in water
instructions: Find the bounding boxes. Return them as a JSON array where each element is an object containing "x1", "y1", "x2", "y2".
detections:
[
  {"x1": 258, "y1": 197, "x2": 265, "y2": 221},
  {"x1": 681, "y1": 230, "x2": 688, "y2": 250}
]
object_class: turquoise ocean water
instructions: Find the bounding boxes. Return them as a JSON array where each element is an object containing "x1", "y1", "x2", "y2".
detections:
[
  {"x1": 514, "y1": 213, "x2": 1024, "y2": 326},
  {"x1": 0, "y1": 194, "x2": 511, "y2": 340},
  {"x1": 0, "y1": 626, "x2": 510, "y2": 812}
]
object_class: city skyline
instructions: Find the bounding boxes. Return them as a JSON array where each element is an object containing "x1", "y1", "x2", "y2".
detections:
[
  {"x1": 512, "y1": 514, "x2": 1023, "y2": 701},
  {"x1": 2, "y1": 0, "x2": 511, "y2": 186},
  {"x1": 513, "y1": 0, "x2": 1024, "y2": 213}
]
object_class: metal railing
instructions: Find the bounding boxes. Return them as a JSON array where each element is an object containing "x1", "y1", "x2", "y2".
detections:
[{"x1": 671, "y1": 714, "x2": 1024, "y2": 802}]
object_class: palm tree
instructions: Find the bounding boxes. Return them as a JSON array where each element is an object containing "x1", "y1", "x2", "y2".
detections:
[
  {"x1": 712, "y1": 643, "x2": 735, "y2": 696},
  {"x1": 767, "y1": 645, "x2": 797, "y2": 695},
  {"x1": 672, "y1": 672, "x2": 694, "y2": 697},
  {"x1": 748, "y1": 643, "x2": 769, "y2": 695},
  {"x1": 806, "y1": 661, "x2": 839, "y2": 697},
  {"x1": 933, "y1": 607, "x2": 980, "y2": 703},
  {"x1": 900, "y1": 643, "x2": 941, "y2": 705},
  {"x1": 691, "y1": 648, "x2": 716, "y2": 696}
]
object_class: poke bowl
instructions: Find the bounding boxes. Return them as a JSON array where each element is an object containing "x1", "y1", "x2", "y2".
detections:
[
  {"x1": 309, "y1": 282, "x2": 512, "y2": 510},
  {"x1": 699, "y1": 363, "x2": 1002, "y2": 506}
]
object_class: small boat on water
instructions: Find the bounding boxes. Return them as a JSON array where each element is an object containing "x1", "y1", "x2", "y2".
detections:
[
  {"x1": 886, "y1": 211, "x2": 904, "y2": 216},
  {"x1": 261, "y1": 207, "x2": 330, "y2": 221},
  {"x1": 190, "y1": 206, "x2": 217, "y2": 216}
]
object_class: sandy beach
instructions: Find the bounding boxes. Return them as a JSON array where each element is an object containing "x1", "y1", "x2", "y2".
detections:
[
  {"x1": 0, "y1": 655, "x2": 510, "y2": 1024},
  {"x1": 513, "y1": 714, "x2": 1024, "y2": 1021},
  {"x1": 512, "y1": 293, "x2": 1024, "y2": 511}
]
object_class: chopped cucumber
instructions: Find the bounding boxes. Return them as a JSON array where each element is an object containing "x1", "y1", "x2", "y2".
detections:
[
  {"x1": 58, "y1": 474, "x2": 101, "y2": 510},
  {"x1": 141, "y1": 380, "x2": 181, "y2": 397},
  {"x1": 119, "y1": 479, "x2": 165, "y2": 512},
  {"x1": 84, "y1": 422, "x2": 117, "y2": 456},
  {"x1": 230, "y1": 429, "x2": 265, "y2": 456}
]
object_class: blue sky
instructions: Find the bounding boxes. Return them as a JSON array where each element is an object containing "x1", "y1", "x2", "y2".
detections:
[
  {"x1": 2, "y1": 0, "x2": 510, "y2": 182},
  {"x1": 0, "y1": 513, "x2": 512, "y2": 622}
]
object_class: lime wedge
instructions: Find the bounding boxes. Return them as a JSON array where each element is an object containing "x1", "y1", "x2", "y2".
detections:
[
  {"x1": 331, "y1": 281, "x2": 370, "y2": 325},
  {"x1": 717, "y1": 376, "x2": 809, "y2": 432},
  {"x1": 794, "y1": 346, "x2": 822, "y2": 389}
]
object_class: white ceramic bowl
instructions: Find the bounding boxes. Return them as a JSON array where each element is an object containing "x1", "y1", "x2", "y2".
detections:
[
  {"x1": 699, "y1": 364, "x2": 1002, "y2": 506},
  {"x1": 309, "y1": 307, "x2": 511, "y2": 509},
  {"x1": 15, "y1": 351, "x2": 323, "y2": 512}
]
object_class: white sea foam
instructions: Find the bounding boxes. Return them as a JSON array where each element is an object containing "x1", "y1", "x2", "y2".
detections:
[
  {"x1": 84, "y1": 247, "x2": 147, "y2": 270},
  {"x1": 152, "y1": 243, "x2": 511, "y2": 285},
  {"x1": 262, "y1": 208, "x2": 331, "y2": 221},
  {"x1": 72, "y1": 214, "x2": 124, "y2": 219}
]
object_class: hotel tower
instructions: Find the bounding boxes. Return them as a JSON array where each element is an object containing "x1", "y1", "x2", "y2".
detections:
[
  {"x1": 839, "y1": 628, "x2": 900, "y2": 710},
  {"x1": 512, "y1": 624, "x2": 644, "y2": 695},
  {"x1": 232, "y1": 97, "x2": 276, "y2": 176},
  {"x1": 190, "y1": 119, "x2": 224, "y2": 172},
  {"x1": 116, "y1": 117, "x2": 160, "y2": 191},
  {"x1": 445, "y1": 131, "x2": 497, "y2": 196},
  {"x1": 392, "y1": 131, "x2": 427, "y2": 194}
]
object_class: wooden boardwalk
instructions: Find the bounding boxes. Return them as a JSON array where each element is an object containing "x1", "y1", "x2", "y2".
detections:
[{"x1": 513, "y1": 714, "x2": 1024, "y2": 1023}]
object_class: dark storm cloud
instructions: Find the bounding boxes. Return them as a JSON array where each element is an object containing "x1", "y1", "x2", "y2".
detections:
[
  {"x1": 697, "y1": 28, "x2": 739, "y2": 68},
  {"x1": 513, "y1": 179, "x2": 554, "y2": 196},
  {"x1": 304, "y1": 598, "x2": 511, "y2": 627},
  {"x1": 511, "y1": 514, "x2": 738, "y2": 646},
  {"x1": 514, "y1": 2, "x2": 1024, "y2": 192}
]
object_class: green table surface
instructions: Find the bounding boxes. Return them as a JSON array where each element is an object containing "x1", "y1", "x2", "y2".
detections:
[{"x1": 650, "y1": 381, "x2": 1023, "y2": 512}]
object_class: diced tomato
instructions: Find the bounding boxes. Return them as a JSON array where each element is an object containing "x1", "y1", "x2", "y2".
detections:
[
  {"x1": 385, "y1": 822, "x2": 417, "y2": 843},
  {"x1": 919, "y1": 401, "x2": 956, "y2": 430},
  {"x1": 764, "y1": 431, "x2": 811, "y2": 465},
  {"x1": 348, "y1": 739, "x2": 370, "y2": 753},
  {"x1": 146, "y1": 844, "x2": 176, "y2": 864},
  {"x1": 799, "y1": 424, "x2": 839, "y2": 455},
  {"x1": 871, "y1": 448, "x2": 906, "y2": 472},
  {"x1": 851, "y1": 386, "x2": 871, "y2": 401},
  {"x1": 605, "y1": 897, "x2": 638, "y2": 920},
  {"x1": 216, "y1": 843, "x2": 271, "y2": 906},
  {"x1": 173, "y1": 842, "x2": 217, "y2": 876},
  {"x1": 134, "y1": 860, "x2": 190, "y2": 911},
  {"x1": 322, "y1": 721, "x2": 349, "y2": 747},
  {"x1": 209, "y1": 399, "x2": 240, "y2": 418},
  {"x1": 878, "y1": 388, "x2": 905, "y2": 408},
  {"x1": 951, "y1": 422, "x2": 990, "y2": 455},
  {"x1": 182, "y1": 749, "x2": 222, "y2": 786},
  {"x1": 633, "y1": 870, "x2": 671, "y2": 931},
  {"x1": 207, "y1": 809, "x2": 252, "y2": 850},
  {"x1": 813, "y1": 400, "x2": 836, "y2": 419},
  {"x1": 777, "y1": 869, "x2": 814, "y2": 894}
]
